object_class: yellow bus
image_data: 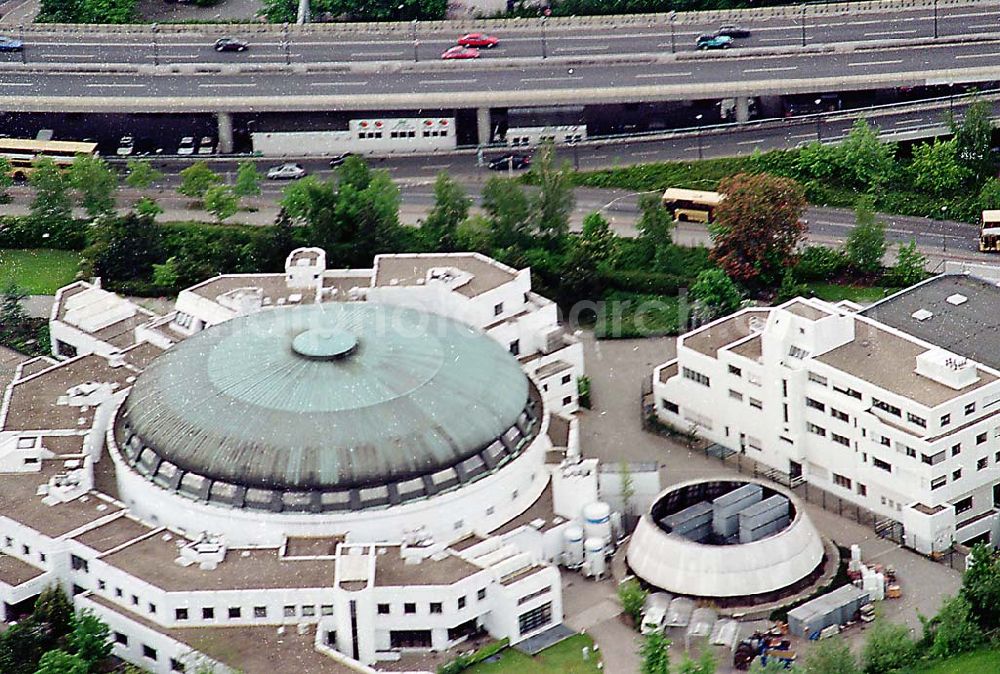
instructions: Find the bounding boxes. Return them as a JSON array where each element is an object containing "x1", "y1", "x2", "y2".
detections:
[
  {"x1": 661, "y1": 187, "x2": 725, "y2": 223},
  {"x1": 0, "y1": 138, "x2": 100, "y2": 180},
  {"x1": 981, "y1": 210, "x2": 1000, "y2": 253}
]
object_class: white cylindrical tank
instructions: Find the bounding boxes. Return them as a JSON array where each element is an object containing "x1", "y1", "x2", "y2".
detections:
[
  {"x1": 583, "y1": 502, "x2": 612, "y2": 547},
  {"x1": 562, "y1": 524, "x2": 585, "y2": 568},
  {"x1": 583, "y1": 537, "x2": 606, "y2": 578}
]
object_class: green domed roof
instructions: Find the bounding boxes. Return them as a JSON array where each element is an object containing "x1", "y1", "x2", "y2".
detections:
[{"x1": 122, "y1": 303, "x2": 530, "y2": 491}]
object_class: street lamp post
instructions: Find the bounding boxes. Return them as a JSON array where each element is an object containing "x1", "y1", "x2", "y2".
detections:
[
  {"x1": 152, "y1": 23, "x2": 159, "y2": 66},
  {"x1": 18, "y1": 24, "x2": 25, "y2": 64},
  {"x1": 570, "y1": 139, "x2": 579, "y2": 171},
  {"x1": 283, "y1": 22, "x2": 291, "y2": 65},
  {"x1": 695, "y1": 113, "x2": 704, "y2": 160},
  {"x1": 948, "y1": 82, "x2": 955, "y2": 117},
  {"x1": 941, "y1": 205, "x2": 948, "y2": 252},
  {"x1": 933, "y1": 0, "x2": 939, "y2": 39},
  {"x1": 412, "y1": 20, "x2": 418, "y2": 62},
  {"x1": 815, "y1": 98, "x2": 823, "y2": 141},
  {"x1": 669, "y1": 11, "x2": 677, "y2": 54},
  {"x1": 541, "y1": 17, "x2": 547, "y2": 59},
  {"x1": 801, "y1": 3, "x2": 807, "y2": 47}
]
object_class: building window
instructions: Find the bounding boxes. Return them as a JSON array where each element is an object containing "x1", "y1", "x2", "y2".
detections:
[
  {"x1": 202, "y1": 607, "x2": 214, "y2": 620},
  {"x1": 97, "y1": 580, "x2": 106, "y2": 591},
  {"x1": 880, "y1": 436, "x2": 891, "y2": 447},
  {"x1": 806, "y1": 397, "x2": 826, "y2": 412},
  {"x1": 682, "y1": 367, "x2": 710, "y2": 387},
  {"x1": 955, "y1": 496, "x2": 973, "y2": 515},
  {"x1": 931, "y1": 476, "x2": 947, "y2": 490},
  {"x1": 807, "y1": 423, "x2": 826, "y2": 437},
  {"x1": 872, "y1": 398, "x2": 902, "y2": 417},
  {"x1": 494, "y1": 302, "x2": 503, "y2": 316},
  {"x1": 905, "y1": 446, "x2": 916, "y2": 458},
  {"x1": 952, "y1": 444, "x2": 962, "y2": 456},
  {"x1": 114, "y1": 632, "x2": 128, "y2": 646},
  {"x1": 518, "y1": 602, "x2": 553, "y2": 637},
  {"x1": 977, "y1": 432, "x2": 988, "y2": 445},
  {"x1": 478, "y1": 588, "x2": 487, "y2": 601},
  {"x1": 833, "y1": 384, "x2": 862, "y2": 400},
  {"x1": 228, "y1": 607, "x2": 241, "y2": 619},
  {"x1": 283, "y1": 606, "x2": 296, "y2": 617},
  {"x1": 953, "y1": 469, "x2": 963, "y2": 481},
  {"x1": 923, "y1": 451, "x2": 945, "y2": 465},
  {"x1": 170, "y1": 658, "x2": 185, "y2": 672},
  {"x1": 321, "y1": 605, "x2": 334, "y2": 616},
  {"x1": 906, "y1": 413, "x2": 926, "y2": 428},
  {"x1": 788, "y1": 345, "x2": 809, "y2": 360},
  {"x1": 857, "y1": 483, "x2": 867, "y2": 497},
  {"x1": 115, "y1": 588, "x2": 123, "y2": 598},
  {"x1": 808, "y1": 372, "x2": 828, "y2": 386},
  {"x1": 561, "y1": 374, "x2": 571, "y2": 385},
  {"x1": 940, "y1": 413, "x2": 951, "y2": 426},
  {"x1": 430, "y1": 602, "x2": 443, "y2": 614},
  {"x1": 404, "y1": 603, "x2": 416, "y2": 614},
  {"x1": 873, "y1": 457, "x2": 892, "y2": 472},
  {"x1": 783, "y1": 403, "x2": 789, "y2": 423},
  {"x1": 728, "y1": 365, "x2": 742, "y2": 377},
  {"x1": 3, "y1": 537, "x2": 10, "y2": 548},
  {"x1": 728, "y1": 389, "x2": 743, "y2": 402},
  {"x1": 39, "y1": 553, "x2": 46, "y2": 563},
  {"x1": 966, "y1": 402, "x2": 977, "y2": 415},
  {"x1": 562, "y1": 396, "x2": 572, "y2": 406},
  {"x1": 175, "y1": 608, "x2": 189, "y2": 621},
  {"x1": 131, "y1": 595, "x2": 139, "y2": 607},
  {"x1": 143, "y1": 645, "x2": 157, "y2": 661},
  {"x1": 833, "y1": 474, "x2": 852, "y2": 489},
  {"x1": 458, "y1": 596, "x2": 466, "y2": 610},
  {"x1": 978, "y1": 457, "x2": 988, "y2": 471},
  {"x1": 378, "y1": 604, "x2": 390, "y2": 615},
  {"x1": 148, "y1": 603, "x2": 156, "y2": 615},
  {"x1": 302, "y1": 606, "x2": 316, "y2": 617},
  {"x1": 831, "y1": 408, "x2": 849, "y2": 422},
  {"x1": 749, "y1": 398, "x2": 763, "y2": 410},
  {"x1": 509, "y1": 340, "x2": 520, "y2": 356},
  {"x1": 662, "y1": 399, "x2": 679, "y2": 414},
  {"x1": 832, "y1": 433, "x2": 850, "y2": 447},
  {"x1": 518, "y1": 586, "x2": 552, "y2": 605},
  {"x1": 254, "y1": 606, "x2": 267, "y2": 618}
]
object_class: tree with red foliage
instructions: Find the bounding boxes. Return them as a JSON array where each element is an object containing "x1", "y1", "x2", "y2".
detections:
[{"x1": 708, "y1": 173, "x2": 807, "y2": 286}]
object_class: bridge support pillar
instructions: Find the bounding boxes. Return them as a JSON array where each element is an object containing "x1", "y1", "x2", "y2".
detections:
[
  {"x1": 217, "y1": 112, "x2": 234, "y2": 154},
  {"x1": 735, "y1": 96, "x2": 750, "y2": 124},
  {"x1": 476, "y1": 107, "x2": 491, "y2": 146}
]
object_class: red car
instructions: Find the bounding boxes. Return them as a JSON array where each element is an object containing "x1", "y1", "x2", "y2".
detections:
[
  {"x1": 458, "y1": 32, "x2": 499, "y2": 48},
  {"x1": 441, "y1": 45, "x2": 480, "y2": 60}
]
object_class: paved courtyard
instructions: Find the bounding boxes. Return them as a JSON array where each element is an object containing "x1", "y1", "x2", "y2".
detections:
[{"x1": 564, "y1": 331, "x2": 963, "y2": 673}]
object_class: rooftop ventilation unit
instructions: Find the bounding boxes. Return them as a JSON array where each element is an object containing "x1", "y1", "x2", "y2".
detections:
[
  {"x1": 911, "y1": 309, "x2": 933, "y2": 322},
  {"x1": 946, "y1": 294, "x2": 968, "y2": 306}
]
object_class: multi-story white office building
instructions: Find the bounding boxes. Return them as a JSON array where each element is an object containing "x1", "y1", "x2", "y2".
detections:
[
  {"x1": 653, "y1": 274, "x2": 1000, "y2": 555},
  {"x1": 0, "y1": 250, "x2": 593, "y2": 674}
]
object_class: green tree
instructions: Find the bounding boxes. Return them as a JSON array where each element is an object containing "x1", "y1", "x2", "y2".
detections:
[
  {"x1": 886, "y1": 240, "x2": 927, "y2": 288},
  {"x1": 422, "y1": 172, "x2": 470, "y2": 251},
  {"x1": 69, "y1": 611, "x2": 111, "y2": 667},
  {"x1": 690, "y1": 268, "x2": 743, "y2": 320},
  {"x1": 801, "y1": 637, "x2": 860, "y2": 674},
  {"x1": 960, "y1": 543, "x2": 1000, "y2": 631},
  {"x1": 844, "y1": 196, "x2": 886, "y2": 277},
  {"x1": 675, "y1": 649, "x2": 716, "y2": 674},
  {"x1": 203, "y1": 185, "x2": 239, "y2": 223},
  {"x1": 124, "y1": 159, "x2": 162, "y2": 190},
  {"x1": 635, "y1": 193, "x2": 673, "y2": 263},
  {"x1": 951, "y1": 98, "x2": 993, "y2": 180},
  {"x1": 861, "y1": 620, "x2": 917, "y2": 674},
  {"x1": 709, "y1": 172, "x2": 807, "y2": 286},
  {"x1": 39, "y1": 0, "x2": 82, "y2": 21},
  {"x1": 234, "y1": 161, "x2": 262, "y2": 199},
  {"x1": 134, "y1": 196, "x2": 163, "y2": 219},
  {"x1": 617, "y1": 578, "x2": 647, "y2": 626},
  {"x1": 777, "y1": 268, "x2": 809, "y2": 302},
  {"x1": 33, "y1": 586, "x2": 74, "y2": 642},
  {"x1": 177, "y1": 161, "x2": 222, "y2": 201},
  {"x1": 561, "y1": 211, "x2": 616, "y2": 298},
  {"x1": 481, "y1": 177, "x2": 531, "y2": 249},
  {"x1": 639, "y1": 632, "x2": 670, "y2": 674},
  {"x1": 84, "y1": 212, "x2": 164, "y2": 285},
  {"x1": 34, "y1": 649, "x2": 88, "y2": 674},
  {"x1": 454, "y1": 215, "x2": 494, "y2": 253},
  {"x1": 749, "y1": 659, "x2": 790, "y2": 674},
  {"x1": 337, "y1": 154, "x2": 373, "y2": 192},
  {"x1": 529, "y1": 142, "x2": 575, "y2": 243},
  {"x1": 69, "y1": 154, "x2": 117, "y2": 218},
  {"x1": 152, "y1": 256, "x2": 180, "y2": 289},
  {"x1": 909, "y1": 138, "x2": 968, "y2": 196},
  {"x1": 28, "y1": 158, "x2": 73, "y2": 233},
  {"x1": 579, "y1": 211, "x2": 618, "y2": 266},
  {"x1": 0, "y1": 283, "x2": 39, "y2": 355},
  {"x1": 923, "y1": 594, "x2": 984, "y2": 659},
  {"x1": 978, "y1": 178, "x2": 1000, "y2": 212},
  {"x1": 837, "y1": 118, "x2": 897, "y2": 190},
  {"x1": 0, "y1": 157, "x2": 13, "y2": 202}
]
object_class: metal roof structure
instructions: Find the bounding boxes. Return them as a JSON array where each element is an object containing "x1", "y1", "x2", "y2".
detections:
[{"x1": 115, "y1": 303, "x2": 538, "y2": 513}]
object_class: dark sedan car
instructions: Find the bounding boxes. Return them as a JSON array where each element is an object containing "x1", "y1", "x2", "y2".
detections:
[
  {"x1": 214, "y1": 37, "x2": 248, "y2": 52},
  {"x1": 329, "y1": 152, "x2": 355, "y2": 168},
  {"x1": 488, "y1": 154, "x2": 531, "y2": 171},
  {"x1": 717, "y1": 24, "x2": 751, "y2": 38},
  {"x1": 0, "y1": 36, "x2": 24, "y2": 52}
]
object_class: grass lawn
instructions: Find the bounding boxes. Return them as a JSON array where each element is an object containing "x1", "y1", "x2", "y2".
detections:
[
  {"x1": 0, "y1": 249, "x2": 80, "y2": 295},
  {"x1": 803, "y1": 282, "x2": 896, "y2": 305},
  {"x1": 910, "y1": 648, "x2": 1000, "y2": 673},
  {"x1": 465, "y1": 634, "x2": 603, "y2": 674}
]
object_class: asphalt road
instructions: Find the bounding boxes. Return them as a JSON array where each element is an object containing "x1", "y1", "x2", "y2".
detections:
[
  {"x1": 4, "y1": 37, "x2": 1000, "y2": 107},
  {"x1": 1, "y1": 4, "x2": 997, "y2": 66}
]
